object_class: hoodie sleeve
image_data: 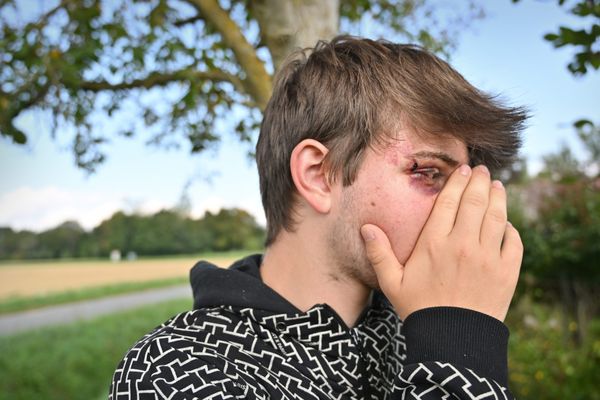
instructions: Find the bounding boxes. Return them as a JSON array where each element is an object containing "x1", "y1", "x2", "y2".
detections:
[{"x1": 390, "y1": 307, "x2": 514, "y2": 399}]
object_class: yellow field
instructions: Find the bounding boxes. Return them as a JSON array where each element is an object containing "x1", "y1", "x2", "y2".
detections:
[{"x1": 0, "y1": 256, "x2": 237, "y2": 299}]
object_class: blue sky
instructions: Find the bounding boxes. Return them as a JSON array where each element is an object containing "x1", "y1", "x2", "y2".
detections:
[{"x1": 1, "y1": 0, "x2": 599, "y2": 232}]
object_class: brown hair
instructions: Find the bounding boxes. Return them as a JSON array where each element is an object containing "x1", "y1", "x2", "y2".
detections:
[{"x1": 256, "y1": 35, "x2": 528, "y2": 246}]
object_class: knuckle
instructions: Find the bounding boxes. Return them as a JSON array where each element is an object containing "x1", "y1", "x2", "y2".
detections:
[
  {"x1": 508, "y1": 226, "x2": 524, "y2": 248},
  {"x1": 425, "y1": 237, "x2": 445, "y2": 255},
  {"x1": 462, "y1": 192, "x2": 488, "y2": 208},
  {"x1": 486, "y1": 208, "x2": 507, "y2": 224},
  {"x1": 367, "y1": 247, "x2": 387, "y2": 266},
  {"x1": 514, "y1": 237, "x2": 524, "y2": 253},
  {"x1": 456, "y1": 244, "x2": 475, "y2": 260},
  {"x1": 436, "y1": 195, "x2": 458, "y2": 211}
]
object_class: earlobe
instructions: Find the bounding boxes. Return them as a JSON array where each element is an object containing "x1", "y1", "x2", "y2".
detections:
[{"x1": 290, "y1": 139, "x2": 333, "y2": 214}]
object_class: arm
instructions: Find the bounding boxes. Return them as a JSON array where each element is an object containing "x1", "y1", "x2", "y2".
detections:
[
  {"x1": 393, "y1": 307, "x2": 512, "y2": 399},
  {"x1": 361, "y1": 164, "x2": 522, "y2": 399}
]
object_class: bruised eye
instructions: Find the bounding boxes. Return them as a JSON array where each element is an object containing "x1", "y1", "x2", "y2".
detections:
[{"x1": 409, "y1": 162, "x2": 446, "y2": 188}]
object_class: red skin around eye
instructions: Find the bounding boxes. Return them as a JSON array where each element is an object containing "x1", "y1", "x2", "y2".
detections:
[
  {"x1": 408, "y1": 167, "x2": 446, "y2": 196},
  {"x1": 331, "y1": 133, "x2": 468, "y2": 266}
]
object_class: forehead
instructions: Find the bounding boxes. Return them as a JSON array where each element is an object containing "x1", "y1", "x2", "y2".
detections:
[{"x1": 378, "y1": 128, "x2": 469, "y2": 166}]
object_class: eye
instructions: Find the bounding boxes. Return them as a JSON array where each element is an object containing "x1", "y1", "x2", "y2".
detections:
[
  {"x1": 411, "y1": 167, "x2": 443, "y2": 181},
  {"x1": 409, "y1": 162, "x2": 445, "y2": 187}
]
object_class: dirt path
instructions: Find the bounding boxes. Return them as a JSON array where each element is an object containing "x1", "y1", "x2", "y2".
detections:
[
  {"x1": 0, "y1": 256, "x2": 235, "y2": 299},
  {"x1": 0, "y1": 285, "x2": 192, "y2": 336}
]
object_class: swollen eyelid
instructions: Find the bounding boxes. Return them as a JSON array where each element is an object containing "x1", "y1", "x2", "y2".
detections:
[{"x1": 415, "y1": 168, "x2": 442, "y2": 179}]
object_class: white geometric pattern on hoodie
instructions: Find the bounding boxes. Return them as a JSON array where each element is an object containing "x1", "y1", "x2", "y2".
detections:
[{"x1": 109, "y1": 301, "x2": 512, "y2": 400}]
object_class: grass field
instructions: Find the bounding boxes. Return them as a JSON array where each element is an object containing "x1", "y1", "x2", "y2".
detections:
[
  {"x1": 0, "y1": 251, "x2": 253, "y2": 310},
  {"x1": 0, "y1": 276, "x2": 189, "y2": 315},
  {"x1": 0, "y1": 298, "x2": 191, "y2": 400}
]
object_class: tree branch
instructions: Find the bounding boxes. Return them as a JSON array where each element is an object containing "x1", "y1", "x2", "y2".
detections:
[
  {"x1": 79, "y1": 69, "x2": 245, "y2": 95},
  {"x1": 173, "y1": 14, "x2": 203, "y2": 27},
  {"x1": 185, "y1": 0, "x2": 272, "y2": 110}
]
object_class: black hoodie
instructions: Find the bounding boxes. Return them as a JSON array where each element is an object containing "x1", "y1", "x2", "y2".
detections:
[{"x1": 109, "y1": 255, "x2": 513, "y2": 399}]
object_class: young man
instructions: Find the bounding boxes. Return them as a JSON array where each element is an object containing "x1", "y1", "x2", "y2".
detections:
[{"x1": 110, "y1": 36, "x2": 528, "y2": 399}]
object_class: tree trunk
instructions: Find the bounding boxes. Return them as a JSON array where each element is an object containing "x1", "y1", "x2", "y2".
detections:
[
  {"x1": 573, "y1": 280, "x2": 594, "y2": 344},
  {"x1": 558, "y1": 273, "x2": 577, "y2": 345},
  {"x1": 251, "y1": 0, "x2": 340, "y2": 71}
]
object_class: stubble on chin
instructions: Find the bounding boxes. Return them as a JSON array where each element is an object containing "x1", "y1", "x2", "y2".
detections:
[{"x1": 326, "y1": 194, "x2": 380, "y2": 290}]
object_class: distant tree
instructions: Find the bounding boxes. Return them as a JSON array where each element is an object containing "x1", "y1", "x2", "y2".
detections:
[
  {"x1": 0, "y1": 227, "x2": 39, "y2": 259},
  {"x1": 200, "y1": 208, "x2": 264, "y2": 251},
  {"x1": 509, "y1": 124, "x2": 600, "y2": 344},
  {"x1": 37, "y1": 220, "x2": 85, "y2": 258},
  {"x1": 0, "y1": 0, "x2": 482, "y2": 172},
  {"x1": 131, "y1": 209, "x2": 192, "y2": 254},
  {"x1": 92, "y1": 211, "x2": 137, "y2": 256}
]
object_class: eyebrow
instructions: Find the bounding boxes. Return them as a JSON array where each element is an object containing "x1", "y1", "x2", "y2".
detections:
[{"x1": 409, "y1": 151, "x2": 460, "y2": 167}]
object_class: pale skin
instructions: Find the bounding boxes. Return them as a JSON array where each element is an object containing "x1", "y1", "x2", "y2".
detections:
[{"x1": 260, "y1": 130, "x2": 523, "y2": 327}]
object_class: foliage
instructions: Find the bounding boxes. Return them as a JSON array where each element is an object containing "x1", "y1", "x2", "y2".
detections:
[
  {"x1": 0, "y1": 298, "x2": 191, "y2": 400},
  {"x1": 506, "y1": 298, "x2": 600, "y2": 399},
  {"x1": 0, "y1": 0, "x2": 482, "y2": 172},
  {"x1": 512, "y1": 0, "x2": 600, "y2": 75},
  {"x1": 545, "y1": 0, "x2": 600, "y2": 75},
  {"x1": 0, "y1": 207, "x2": 265, "y2": 260},
  {"x1": 508, "y1": 121, "x2": 600, "y2": 342}
]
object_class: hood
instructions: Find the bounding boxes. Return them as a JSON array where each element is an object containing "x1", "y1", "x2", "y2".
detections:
[{"x1": 190, "y1": 254, "x2": 300, "y2": 315}]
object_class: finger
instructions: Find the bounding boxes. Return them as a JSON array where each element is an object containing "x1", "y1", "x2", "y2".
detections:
[
  {"x1": 360, "y1": 224, "x2": 404, "y2": 291},
  {"x1": 451, "y1": 165, "x2": 491, "y2": 240},
  {"x1": 501, "y1": 222, "x2": 524, "y2": 270},
  {"x1": 422, "y1": 164, "x2": 472, "y2": 237},
  {"x1": 480, "y1": 180, "x2": 507, "y2": 251}
]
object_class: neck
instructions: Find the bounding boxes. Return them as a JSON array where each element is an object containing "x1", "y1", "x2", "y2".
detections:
[{"x1": 260, "y1": 229, "x2": 372, "y2": 328}]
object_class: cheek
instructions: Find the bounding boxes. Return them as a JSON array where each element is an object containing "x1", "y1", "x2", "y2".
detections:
[{"x1": 373, "y1": 194, "x2": 437, "y2": 264}]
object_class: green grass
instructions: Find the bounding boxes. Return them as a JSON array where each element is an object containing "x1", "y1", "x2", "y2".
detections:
[
  {"x1": 0, "y1": 298, "x2": 192, "y2": 400},
  {"x1": 0, "y1": 277, "x2": 188, "y2": 315}
]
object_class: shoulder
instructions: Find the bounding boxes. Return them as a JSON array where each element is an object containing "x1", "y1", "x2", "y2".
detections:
[{"x1": 110, "y1": 307, "x2": 261, "y2": 399}]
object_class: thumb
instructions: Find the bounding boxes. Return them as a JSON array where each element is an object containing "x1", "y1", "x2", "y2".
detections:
[{"x1": 360, "y1": 224, "x2": 404, "y2": 289}]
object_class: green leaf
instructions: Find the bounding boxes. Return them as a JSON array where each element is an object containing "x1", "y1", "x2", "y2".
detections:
[{"x1": 574, "y1": 119, "x2": 593, "y2": 129}]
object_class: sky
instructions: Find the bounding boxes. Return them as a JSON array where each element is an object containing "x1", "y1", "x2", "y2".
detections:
[{"x1": 0, "y1": 0, "x2": 599, "y2": 233}]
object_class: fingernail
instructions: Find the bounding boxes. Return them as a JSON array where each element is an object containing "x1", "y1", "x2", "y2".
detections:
[
  {"x1": 478, "y1": 165, "x2": 490, "y2": 175},
  {"x1": 459, "y1": 164, "x2": 471, "y2": 176},
  {"x1": 360, "y1": 226, "x2": 376, "y2": 241},
  {"x1": 492, "y1": 180, "x2": 504, "y2": 189}
]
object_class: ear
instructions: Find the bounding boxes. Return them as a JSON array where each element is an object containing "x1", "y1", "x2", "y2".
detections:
[{"x1": 290, "y1": 139, "x2": 333, "y2": 214}]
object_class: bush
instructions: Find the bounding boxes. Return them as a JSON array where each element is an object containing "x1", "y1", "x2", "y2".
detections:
[{"x1": 506, "y1": 299, "x2": 600, "y2": 399}]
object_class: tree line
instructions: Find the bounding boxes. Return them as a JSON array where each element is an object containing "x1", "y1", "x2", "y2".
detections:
[{"x1": 0, "y1": 207, "x2": 265, "y2": 260}]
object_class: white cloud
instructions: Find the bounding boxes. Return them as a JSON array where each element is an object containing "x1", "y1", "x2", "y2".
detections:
[
  {"x1": 190, "y1": 194, "x2": 266, "y2": 227},
  {"x1": 0, "y1": 185, "x2": 266, "y2": 233},
  {"x1": 0, "y1": 186, "x2": 173, "y2": 232}
]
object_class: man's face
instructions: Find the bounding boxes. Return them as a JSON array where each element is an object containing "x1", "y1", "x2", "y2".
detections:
[{"x1": 326, "y1": 129, "x2": 469, "y2": 288}]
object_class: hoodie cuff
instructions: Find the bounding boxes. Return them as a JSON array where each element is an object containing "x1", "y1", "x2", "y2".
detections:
[{"x1": 402, "y1": 307, "x2": 509, "y2": 386}]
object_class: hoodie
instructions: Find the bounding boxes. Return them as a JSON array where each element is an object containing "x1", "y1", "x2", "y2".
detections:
[{"x1": 109, "y1": 255, "x2": 513, "y2": 399}]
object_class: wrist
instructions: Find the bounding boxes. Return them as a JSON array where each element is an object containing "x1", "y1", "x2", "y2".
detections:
[{"x1": 402, "y1": 306, "x2": 510, "y2": 386}]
